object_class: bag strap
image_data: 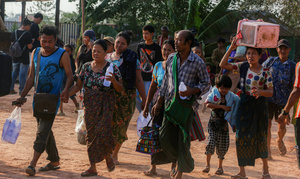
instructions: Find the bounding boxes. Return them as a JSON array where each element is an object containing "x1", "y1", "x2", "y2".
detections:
[
  {"x1": 34, "y1": 49, "x2": 42, "y2": 92},
  {"x1": 146, "y1": 116, "x2": 154, "y2": 127},
  {"x1": 172, "y1": 53, "x2": 178, "y2": 93},
  {"x1": 15, "y1": 30, "x2": 27, "y2": 50}
]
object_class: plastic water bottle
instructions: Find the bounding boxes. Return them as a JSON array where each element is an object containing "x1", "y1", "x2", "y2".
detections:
[
  {"x1": 103, "y1": 63, "x2": 114, "y2": 87},
  {"x1": 179, "y1": 82, "x2": 187, "y2": 100}
]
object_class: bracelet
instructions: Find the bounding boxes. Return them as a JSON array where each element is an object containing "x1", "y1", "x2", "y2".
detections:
[{"x1": 281, "y1": 109, "x2": 289, "y2": 116}]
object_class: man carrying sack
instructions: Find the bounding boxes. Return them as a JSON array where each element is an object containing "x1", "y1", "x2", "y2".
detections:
[
  {"x1": 152, "y1": 30, "x2": 210, "y2": 179},
  {"x1": 14, "y1": 25, "x2": 73, "y2": 176}
]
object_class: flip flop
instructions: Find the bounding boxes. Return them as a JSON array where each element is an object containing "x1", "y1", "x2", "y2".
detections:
[
  {"x1": 25, "y1": 166, "x2": 36, "y2": 176},
  {"x1": 262, "y1": 173, "x2": 271, "y2": 179},
  {"x1": 170, "y1": 168, "x2": 178, "y2": 178},
  {"x1": 278, "y1": 140, "x2": 287, "y2": 155},
  {"x1": 143, "y1": 170, "x2": 157, "y2": 176},
  {"x1": 202, "y1": 166, "x2": 210, "y2": 173},
  {"x1": 106, "y1": 158, "x2": 115, "y2": 172},
  {"x1": 39, "y1": 163, "x2": 60, "y2": 171},
  {"x1": 215, "y1": 168, "x2": 223, "y2": 175},
  {"x1": 231, "y1": 174, "x2": 248, "y2": 179},
  {"x1": 81, "y1": 170, "x2": 98, "y2": 177}
]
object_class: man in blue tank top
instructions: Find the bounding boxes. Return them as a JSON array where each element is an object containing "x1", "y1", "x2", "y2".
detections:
[{"x1": 14, "y1": 25, "x2": 73, "y2": 176}]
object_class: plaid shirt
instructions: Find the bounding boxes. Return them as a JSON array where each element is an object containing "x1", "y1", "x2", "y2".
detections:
[{"x1": 159, "y1": 51, "x2": 211, "y2": 109}]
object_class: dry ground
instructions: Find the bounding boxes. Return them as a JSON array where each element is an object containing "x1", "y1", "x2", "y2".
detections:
[{"x1": 0, "y1": 87, "x2": 299, "y2": 179}]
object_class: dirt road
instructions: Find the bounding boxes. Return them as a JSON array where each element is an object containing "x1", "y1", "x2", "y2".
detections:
[{"x1": 0, "y1": 89, "x2": 299, "y2": 178}]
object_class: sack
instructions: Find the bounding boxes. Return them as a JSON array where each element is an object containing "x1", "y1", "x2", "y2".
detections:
[
  {"x1": 75, "y1": 110, "x2": 86, "y2": 145},
  {"x1": 9, "y1": 30, "x2": 26, "y2": 58},
  {"x1": 2, "y1": 107, "x2": 22, "y2": 144},
  {"x1": 33, "y1": 93, "x2": 59, "y2": 119},
  {"x1": 136, "y1": 117, "x2": 161, "y2": 155},
  {"x1": 136, "y1": 112, "x2": 151, "y2": 137}
]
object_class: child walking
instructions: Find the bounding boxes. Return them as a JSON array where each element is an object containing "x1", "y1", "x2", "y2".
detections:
[
  {"x1": 57, "y1": 44, "x2": 80, "y2": 116},
  {"x1": 203, "y1": 75, "x2": 240, "y2": 175}
]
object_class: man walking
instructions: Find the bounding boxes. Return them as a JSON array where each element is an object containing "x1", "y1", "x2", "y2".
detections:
[
  {"x1": 10, "y1": 18, "x2": 33, "y2": 95},
  {"x1": 14, "y1": 25, "x2": 73, "y2": 176},
  {"x1": 152, "y1": 30, "x2": 210, "y2": 179},
  {"x1": 211, "y1": 37, "x2": 226, "y2": 73},
  {"x1": 263, "y1": 39, "x2": 295, "y2": 159},
  {"x1": 156, "y1": 26, "x2": 172, "y2": 47},
  {"x1": 30, "y1": 12, "x2": 43, "y2": 52}
]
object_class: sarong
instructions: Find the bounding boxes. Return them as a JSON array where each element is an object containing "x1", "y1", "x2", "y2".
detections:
[
  {"x1": 236, "y1": 94, "x2": 268, "y2": 166},
  {"x1": 84, "y1": 88, "x2": 116, "y2": 164},
  {"x1": 112, "y1": 89, "x2": 136, "y2": 144}
]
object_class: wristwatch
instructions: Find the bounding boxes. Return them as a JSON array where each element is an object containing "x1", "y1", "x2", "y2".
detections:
[{"x1": 281, "y1": 109, "x2": 289, "y2": 116}]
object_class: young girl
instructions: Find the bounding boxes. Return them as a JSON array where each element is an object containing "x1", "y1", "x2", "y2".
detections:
[{"x1": 203, "y1": 75, "x2": 240, "y2": 175}]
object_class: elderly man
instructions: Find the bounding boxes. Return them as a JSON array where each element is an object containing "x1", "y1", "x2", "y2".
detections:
[{"x1": 153, "y1": 30, "x2": 210, "y2": 179}]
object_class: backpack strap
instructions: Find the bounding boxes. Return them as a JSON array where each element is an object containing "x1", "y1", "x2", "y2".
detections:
[
  {"x1": 15, "y1": 30, "x2": 27, "y2": 50},
  {"x1": 34, "y1": 49, "x2": 42, "y2": 93}
]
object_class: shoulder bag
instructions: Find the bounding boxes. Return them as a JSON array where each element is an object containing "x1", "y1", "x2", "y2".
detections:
[{"x1": 33, "y1": 49, "x2": 59, "y2": 119}]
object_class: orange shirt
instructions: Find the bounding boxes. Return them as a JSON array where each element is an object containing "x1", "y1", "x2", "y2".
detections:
[{"x1": 294, "y1": 62, "x2": 300, "y2": 118}]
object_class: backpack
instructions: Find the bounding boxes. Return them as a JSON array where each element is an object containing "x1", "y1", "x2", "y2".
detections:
[{"x1": 9, "y1": 30, "x2": 26, "y2": 58}]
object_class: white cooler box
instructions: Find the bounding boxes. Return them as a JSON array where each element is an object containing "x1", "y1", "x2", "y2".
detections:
[{"x1": 236, "y1": 19, "x2": 280, "y2": 48}]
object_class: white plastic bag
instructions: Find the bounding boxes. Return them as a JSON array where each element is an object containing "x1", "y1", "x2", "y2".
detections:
[
  {"x1": 75, "y1": 110, "x2": 86, "y2": 145},
  {"x1": 137, "y1": 112, "x2": 151, "y2": 137},
  {"x1": 2, "y1": 107, "x2": 22, "y2": 144}
]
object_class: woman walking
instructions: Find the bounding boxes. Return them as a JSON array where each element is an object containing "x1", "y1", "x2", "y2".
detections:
[
  {"x1": 69, "y1": 40, "x2": 123, "y2": 177},
  {"x1": 105, "y1": 32, "x2": 146, "y2": 165},
  {"x1": 220, "y1": 38, "x2": 273, "y2": 179}
]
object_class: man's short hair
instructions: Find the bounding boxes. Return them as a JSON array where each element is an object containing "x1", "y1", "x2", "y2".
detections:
[
  {"x1": 34, "y1": 12, "x2": 43, "y2": 20},
  {"x1": 142, "y1": 25, "x2": 155, "y2": 33},
  {"x1": 161, "y1": 26, "x2": 169, "y2": 31},
  {"x1": 40, "y1": 25, "x2": 58, "y2": 39},
  {"x1": 217, "y1": 37, "x2": 225, "y2": 44},
  {"x1": 22, "y1": 17, "x2": 31, "y2": 26},
  {"x1": 181, "y1": 30, "x2": 194, "y2": 48}
]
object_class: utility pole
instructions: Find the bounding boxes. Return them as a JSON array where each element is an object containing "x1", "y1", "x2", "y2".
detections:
[
  {"x1": 55, "y1": 0, "x2": 60, "y2": 28},
  {"x1": 21, "y1": 0, "x2": 26, "y2": 22},
  {"x1": 81, "y1": 0, "x2": 85, "y2": 33}
]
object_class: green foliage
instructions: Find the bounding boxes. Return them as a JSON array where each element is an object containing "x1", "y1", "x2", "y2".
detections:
[
  {"x1": 231, "y1": 0, "x2": 300, "y2": 34},
  {"x1": 26, "y1": 0, "x2": 55, "y2": 24},
  {"x1": 60, "y1": 11, "x2": 79, "y2": 23},
  {"x1": 92, "y1": 25, "x2": 118, "y2": 38},
  {"x1": 9, "y1": 22, "x2": 20, "y2": 32}
]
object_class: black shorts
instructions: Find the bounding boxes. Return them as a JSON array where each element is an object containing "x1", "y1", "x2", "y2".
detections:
[{"x1": 268, "y1": 102, "x2": 284, "y2": 120}]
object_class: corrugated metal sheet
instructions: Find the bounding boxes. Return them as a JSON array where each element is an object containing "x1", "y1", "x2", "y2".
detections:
[{"x1": 4, "y1": 21, "x2": 80, "y2": 45}]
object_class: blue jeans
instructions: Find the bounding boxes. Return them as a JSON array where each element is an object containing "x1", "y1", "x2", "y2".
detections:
[
  {"x1": 10, "y1": 62, "x2": 29, "y2": 93},
  {"x1": 136, "y1": 81, "x2": 151, "y2": 113}
]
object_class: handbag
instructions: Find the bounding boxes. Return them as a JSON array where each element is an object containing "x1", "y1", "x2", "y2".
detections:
[
  {"x1": 164, "y1": 53, "x2": 195, "y2": 142},
  {"x1": 33, "y1": 49, "x2": 59, "y2": 119},
  {"x1": 136, "y1": 116, "x2": 161, "y2": 155}
]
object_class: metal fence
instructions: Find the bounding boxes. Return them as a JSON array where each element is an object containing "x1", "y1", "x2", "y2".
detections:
[{"x1": 4, "y1": 21, "x2": 80, "y2": 46}]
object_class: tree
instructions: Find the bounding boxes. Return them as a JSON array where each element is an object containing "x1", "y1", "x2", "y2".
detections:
[
  {"x1": 26, "y1": 0, "x2": 56, "y2": 24},
  {"x1": 231, "y1": 0, "x2": 300, "y2": 34},
  {"x1": 60, "y1": 11, "x2": 78, "y2": 23}
]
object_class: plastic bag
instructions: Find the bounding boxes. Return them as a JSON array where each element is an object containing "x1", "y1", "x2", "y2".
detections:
[
  {"x1": 75, "y1": 110, "x2": 86, "y2": 145},
  {"x1": 2, "y1": 107, "x2": 22, "y2": 144},
  {"x1": 137, "y1": 112, "x2": 151, "y2": 137}
]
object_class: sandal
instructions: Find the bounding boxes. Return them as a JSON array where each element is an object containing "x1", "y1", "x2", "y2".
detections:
[
  {"x1": 106, "y1": 158, "x2": 115, "y2": 172},
  {"x1": 262, "y1": 173, "x2": 271, "y2": 179},
  {"x1": 39, "y1": 163, "x2": 60, "y2": 171},
  {"x1": 277, "y1": 140, "x2": 287, "y2": 155},
  {"x1": 81, "y1": 170, "x2": 98, "y2": 177},
  {"x1": 231, "y1": 174, "x2": 248, "y2": 179},
  {"x1": 170, "y1": 168, "x2": 178, "y2": 178},
  {"x1": 202, "y1": 166, "x2": 210, "y2": 173},
  {"x1": 143, "y1": 170, "x2": 157, "y2": 176},
  {"x1": 25, "y1": 166, "x2": 36, "y2": 176},
  {"x1": 215, "y1": 168, "x2": 223, "y2": 175}
]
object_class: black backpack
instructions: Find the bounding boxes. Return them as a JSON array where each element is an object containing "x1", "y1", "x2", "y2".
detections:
[{"x1": 9, "y1": 30, "x2": 26, "y2": 58}]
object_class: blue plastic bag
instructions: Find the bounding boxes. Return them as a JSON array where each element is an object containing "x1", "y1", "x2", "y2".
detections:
[{"x1": 2, "y1": 107, "x2": 21, "y2": 144}]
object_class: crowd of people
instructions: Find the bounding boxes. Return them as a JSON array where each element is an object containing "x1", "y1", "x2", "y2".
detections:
[{"x1": 8, "y1": 12, "x2": 299, "y2": 179}]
